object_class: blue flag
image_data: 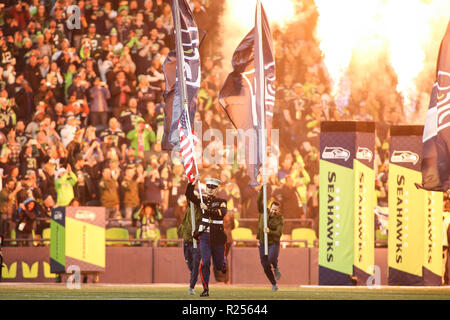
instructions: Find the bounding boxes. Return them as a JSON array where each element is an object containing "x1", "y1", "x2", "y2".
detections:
[
  {"x1": 421, "y1": 19, "x2": 450, "y2": 192},
  {"x1": 219, "y1": 3, "x2": 275, "y2": 186},
  {"x1": 162, "y1": 0, "x2": 202, "y2": 151}
]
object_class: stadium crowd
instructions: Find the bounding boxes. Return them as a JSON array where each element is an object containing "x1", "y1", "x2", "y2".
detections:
[{"x1": 0, "y1": 0, "x2": 448, "y2": 246}]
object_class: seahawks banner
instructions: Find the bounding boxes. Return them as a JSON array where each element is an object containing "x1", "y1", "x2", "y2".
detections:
[
  {"x1": 50, "y1": 207, "x2": 105, "y2": 273},
  {"x1": 219, "y1": 2, "x2": 275, "y2": 186},
  {"x1": 319, "y1": 121, "x2": 375, "y2": 285},
  {"x1": 421, "y1": 19, "x2": 450, "y2": 192},
  {"x1": 388, "y1": 125, "x2": 424, "y2": 286},
  {"x1": 162, "y1": 0, "x2": 202, "y2": 150},
  {"x1": 353, "y1": 128, "x2": 375, "y2": 285},
  {"x1": 423, "y1": 190, "x2": 444, "y2": 285},
  {"x1": 50, "y1": 207, "x2": 66, "y2": 273}
]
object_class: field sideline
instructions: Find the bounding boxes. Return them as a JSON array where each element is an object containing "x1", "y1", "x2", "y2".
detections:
[{"x1": 1, "y1": 283, "x2": 450, "y2": 300}]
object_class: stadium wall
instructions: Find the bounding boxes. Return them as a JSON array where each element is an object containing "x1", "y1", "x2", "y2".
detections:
[{"x1": 0, "y1": 247, "x2": 445, "y2": 285}]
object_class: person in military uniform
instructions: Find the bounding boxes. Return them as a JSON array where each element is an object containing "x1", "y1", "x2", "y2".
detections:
[
  {"x1": 185, "y1": 175, "x2": 227, "y2": 297},
  {"x1": 178, "y1": 203, "x2": 202, "y2": 295},
  {"x1": 257, "y1": 186, "x2": 284, "y2": 291}
]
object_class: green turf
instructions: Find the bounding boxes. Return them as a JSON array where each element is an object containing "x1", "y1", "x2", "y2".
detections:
[{"x1": 1, "y1": 284, "x2": 450, "y2": 300}]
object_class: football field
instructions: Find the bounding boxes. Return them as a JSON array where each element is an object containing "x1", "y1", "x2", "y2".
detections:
[{"x1": 1, "y1": 283, "x2": 450, "y2": 300}]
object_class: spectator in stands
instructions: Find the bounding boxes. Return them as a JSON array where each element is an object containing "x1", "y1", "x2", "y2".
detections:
[
  {"x1": 280, "y1": 175, "x2": 302, "y2": 219},
  {"x1": 99, "y1": 167, "x2": 121, "y2": 221},
  {"x1": 73, "y1": 153, "x2": 96, "y2": 206},
  {"x1": 121, "y1": 163, "x2": 143, "y2": 223},
  {"x1": 88, "y1": 77, "x2": 111, "y2": 127},
  {"x1": 55, "y1": 165, "x2": 78, "y2": 207},
  {"x1": 36, "y1": 194, "x2": 54, "y2": 237},
  {"x1": 14, "y1": 197, "x2": 39, "y2": 247},
  {"x1": 168, "y1": 160, "x2": 188, "y2": 209},
  {"x1": 109, "y1": 70, "x2": 134, "y2": 119},
  {"x1": 126, "y1": 118, "x2": 156, "y2": 161},
  {"x1": 136, "y1": 201, "x2": 162, "y2": 246},
  {"x1": 142, "y1": 158, "x2": 163, "y2": 205},
  {"x1": 0, "y1": 178, "x2": 21, "y2": 237},
  {"x1": 119, "y1": 97, "x2": 143, "y2": 134},
  {"x1": 60, "y1": 114, "x2": 80, "y2": 147}
]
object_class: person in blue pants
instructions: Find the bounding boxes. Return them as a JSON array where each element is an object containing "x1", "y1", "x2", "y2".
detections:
[
  {"x1": 178, "y1": 205, "x2": 202, "y2": 294},
  {"x1": 186, "y1": 175, "x2": 227, "y2": 297},
  {"x1": 257, "y1": 187, "x2": 284, "y2": 291}
]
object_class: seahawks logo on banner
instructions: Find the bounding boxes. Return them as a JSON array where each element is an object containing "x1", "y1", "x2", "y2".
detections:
[
  {"x1": 319, "y1": 121, "x2": 375, "y2": 286},
  {"x1": 388, "y1": 125, "x2": 425, "y2": 286},
  {"x1": 391, "y1": 150, "x2": 420, "y2": 165},
  {"x1": 322, "y1": 147, "x2": 351, "y2": 161}
]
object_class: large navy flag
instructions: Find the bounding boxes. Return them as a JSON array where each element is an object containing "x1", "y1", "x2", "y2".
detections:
[
  {"x1": 421, "y1": 19, "x2": 450, "y2": 192},
  {"x1": 162, "y1": 0, "x2": 202, "y2": 151},
  {"x1": 219, "y1": 3, "x2": 275, "y2": 186}
]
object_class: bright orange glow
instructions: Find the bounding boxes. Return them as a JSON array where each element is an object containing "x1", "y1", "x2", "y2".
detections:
[
  {"x1": 314, "y1": 0, "x2": 450, "y2": 122},
  {"x1": 221, "y1": 0, "x2": 450, "y2": 123}
]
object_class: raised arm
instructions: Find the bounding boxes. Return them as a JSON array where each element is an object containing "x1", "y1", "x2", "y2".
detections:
[{"x1": 185, "y1": 180, "x2": 201, "y2": 207}]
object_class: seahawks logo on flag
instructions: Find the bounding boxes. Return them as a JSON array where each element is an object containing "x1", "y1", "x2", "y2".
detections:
[
  {"x1": 178, "y1": 26, "x2": 201, "y2": 88},
  {"x1": 161, "y1": 0, "x2": 204, "y2": 151},
  {"x1": 219, "y1": 3, "x2": 275, "y2": 186}
]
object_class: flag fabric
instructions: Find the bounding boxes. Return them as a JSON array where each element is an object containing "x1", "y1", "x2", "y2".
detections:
[
  {"x1": 421, "y1": 20, "x2": 450, "y2": 192},
  {"x1": 178, "y1": 110, "x2": 196, "y2": 183},
  {"x1": 162, "y1": 0, "x2": 203, "y2": 151},
  {"x1": 218, "y1": 3, "x2": 275, "y2": 186}
]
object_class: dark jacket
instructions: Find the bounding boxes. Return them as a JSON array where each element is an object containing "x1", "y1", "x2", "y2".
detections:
[
  {"x1": 121, "y1": 177, "x2": 142, "y2": 207},
  {"x1": 185, "y1": 182, "x2": 227, "y2": 245},
  {"x1": 99, "y1": 178, "x2": 119, "y2": 208},
  {"x1": 256, "y1": 188, "x2": 284, "y2": 245},
  {"x1": 142, "y1": 176, "x2": 163, "y2": 204},
  {"x1": 14, "y1": 198, "x2": 39, "y2": 234},
  {"x1": 280, "y1": 184, "x2": 301, "y2": 218},
  {"x1": 178, "y1": 205, "x2": 202, "y2": 243}
]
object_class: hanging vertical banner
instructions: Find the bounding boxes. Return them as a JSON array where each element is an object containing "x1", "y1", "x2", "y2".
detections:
[
  {"x1": 319, "y1": 121, "x2": 375, "y2": 285},
  {"x1": 50, "y1": 207, "x2": 66, "y2": 273},
  {"x1": 50, "y1": 206, "x2": 106, "y2": 274},
  {"x1": 353, "y1": 130, "x2": 375, "y2": 285},
  {"x1": 388, "y1": 125, "x2": 424, "y2": 286},
  {"x1": 423, "y1": 190, "x2": 444, "y2": 286}
]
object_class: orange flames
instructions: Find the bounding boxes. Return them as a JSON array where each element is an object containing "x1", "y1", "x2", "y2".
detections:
[
  {"x1": 220, "y1": 0, "x2": 450, "y2": 123},
  {"x1": 314, "y1": 0, "x2": 450, "y2": 122}
]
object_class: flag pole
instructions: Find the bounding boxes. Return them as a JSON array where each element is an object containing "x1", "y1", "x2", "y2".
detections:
[
  {"x1": 173, "y1": 0, "x2": 204, "y2": 248},
  {"x1": 256, "y1": 0, "x2": 268, "y2": 256}
]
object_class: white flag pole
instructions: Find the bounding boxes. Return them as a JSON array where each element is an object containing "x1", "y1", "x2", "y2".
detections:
[
  {"x1": 173, "y1": 0, "x2": 204, "y2": 249},
  {"x1": 256, "y1": 0, "x2": 269, "y2": 256}
]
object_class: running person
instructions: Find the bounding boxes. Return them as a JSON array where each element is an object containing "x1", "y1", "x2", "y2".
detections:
[
  {"x1": 185, "y1": 175, "x2": 227, "y2": 297},
  {"x1": 178, "y1": 204, "x2": 202, "y2": 295},
  {"x1": 257, "y1": 186, "x2": 284, "y2": 291}
]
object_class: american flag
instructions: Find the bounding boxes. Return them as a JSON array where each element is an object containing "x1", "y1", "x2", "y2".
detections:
[{"x1": 178, "y1": 111, "x2": 196, "y2": 183}]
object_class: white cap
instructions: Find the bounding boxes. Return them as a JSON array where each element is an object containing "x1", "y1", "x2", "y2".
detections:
[{"x1": 204, "y1": 177, "x2": 221, "y2": 188}]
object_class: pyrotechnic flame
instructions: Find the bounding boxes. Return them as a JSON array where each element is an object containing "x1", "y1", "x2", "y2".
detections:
[
  {"x1": 315, "y1": 0, "x2": 384, "y2": 100},
  {"x1": 221, "y1": 0, "x2": 297, "y2": 72},
  {"x1": 220, "y1": 0, "x2": 449, "y2": 123},
  {"x1": 314, "y1": 0, "x2": 450, "y2": 122}
]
